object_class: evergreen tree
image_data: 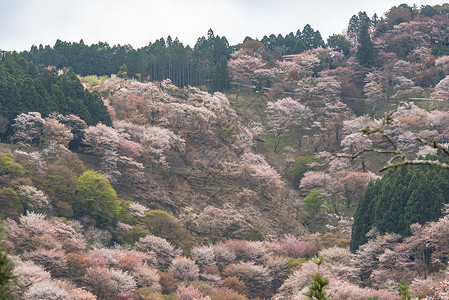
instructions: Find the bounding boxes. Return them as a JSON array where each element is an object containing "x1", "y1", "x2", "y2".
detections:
[
  {"x1": 351, "y1": 154, "x2": 449, "y2": 252},
  {"x1": 301, "y1": 24, "x2": 324, "y2": 49},
  {"x1": 356, "y1": 21, "x2": 374, "y2": 67},
  {"x1": 212, "y1": 56, "x2": 229, "y2": 91},
  {"x1": 293, "y1": 38, "x2": 307, "y2": 54},
  {"x1": 350, "y1": 180, "x2": 379, "y2": 252},
  {"x1": 0, "y1": 221, "x2": 16, "y2": 299},
  {"x1": 0, "y1": 53, "x2": 111, "y2": 132}
]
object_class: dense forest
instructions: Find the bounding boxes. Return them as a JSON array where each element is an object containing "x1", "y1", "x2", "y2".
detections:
[
  {"x1": 1, "y1": 3, "x2": 449, "y2": 299},
  {"x1": 351, "y1": 155, "x2": 449, "y2": 252},
  {"x1": 0, "y1": 52, "x2": 111, "y2": 128},
  {"x1": 18, "y1": 24, "x2": 326, "y2": 92}
]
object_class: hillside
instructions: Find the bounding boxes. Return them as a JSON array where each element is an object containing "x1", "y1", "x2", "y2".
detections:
[{"x1": 2, "y1": 3, "x2": 449, "y2": 299}]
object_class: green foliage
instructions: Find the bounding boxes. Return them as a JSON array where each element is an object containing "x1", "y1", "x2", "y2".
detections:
[
  {"x1": 20, "y1": 32, "x2": 231, "y2": 92},
  {"x1": 356, "y1": 21, "x2": 374, "y2": 67},
  {"x1": 0, "y1": 188, "x2": 22, "y2": 220},
  {"x1": 116, "y1": 225, "x2": 150, "y2": 245},
  {"x1": 288, "y1": 156, "x2": 316, "y2": 186},
  {"x1": 327, "y1": 34, "x2": 352, "y2": 57},
  {"x1": 351, "y1": 153, "x2": 449, "y2": 252},
  {"x1": 142, "y1": 210, "x2": 197, "y2": 253},
  {"x1": 81, "y1": 75, "x2": 103, "y2": 87},
  {"x1": 0, "y1": 153, "x2": 25, "y2": 178},
  {"x1": 0, "y1": 52, "x2": 111, "y2": 127},
  {"x1": 398, "y1": 282, "x2": 412, "y2": 300},
  {"x1": 432, "y1": 45, "x2": 449, "y2": 57},
  {"x1": 286, "y1": 257, "x2": 306, "y2": 273},
  {"x1": 74, "y1": 170, "x2": 121, "y2": 228},
  {"x1": 302, "y1": 190, "x2": 325, "y2": 220},
  {"x1": 420, "y1": 5, "x2": 438, "y2": 17},
  {"x1": 146, "y1": 209, "x2": 171, "y2": 218},
  {"x1": 213, "y1": 56, "x2": 230, "y2": 91},
  {"x1": 304, "y1": 257, "x2": 330, "y2": 300},
  {"x1": 0, "y1": 222, "x2": 17, "y2": 299},
  {"x1": 217, "y1": 125, "x2": 237, "y2": 144},
  {"x1": 0, "y1": 153, "x2": 34, "y2": 190},
  {"x1": 244, "y1": 224, "x2": 265, "y2": 241},
  {"x1": 117, "y1": 64, "x2": 127, "y2": 78},
  {"x1": 293, "y1": 38, "x2": 307, "y2": 54},
  {"x1": 301, "y1": 24, "x2": 325, "y2": 49}
]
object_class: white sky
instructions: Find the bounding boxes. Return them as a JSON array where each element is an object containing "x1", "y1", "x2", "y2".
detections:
[{"x1": 0, "y1": 0, "x2": 446, "y2": 51}]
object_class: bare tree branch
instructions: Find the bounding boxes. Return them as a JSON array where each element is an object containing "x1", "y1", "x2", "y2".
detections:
[{"x1": 334, "y1": 111, "x2": 449, "y2": 172}]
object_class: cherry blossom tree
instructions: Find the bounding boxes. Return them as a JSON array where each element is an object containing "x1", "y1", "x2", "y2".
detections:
[
  {"x1": 195, "y1": 205, "x2": 249, "y2": 241},
  {"x1": 24, "y1": 281, "x2": 71, "y2": 300},
  {"x1": 239, "y1": 152, "x2": 284, "y2": 197},
  {"x1": 27, "y1": 248, "x2": 68, "y2": 277},
  {"x1": 228, "y1": 55, "x2": 268, "y2": 85},
  {"x1": 83, "y1": 266, "x2": 114, "y2": 298},
  {"x1": 318, "y1": 100, "x2": 353, "y2": 150},
  {"x1": 433, "y1": 75, "x2": 449, "y2": 99},
  {"x1": 333, "y1": 171, "x2": 373, "y2": 208},
  {"x1": 213, "y1": 243, "x2": 236, "y2": 270},
  {"x1": 51, "y1": 114, "x2": 87, "y2": 149},
  {"x1": 13, "y1": 260, "x2": 51, "y2": 294},
  {"x1": 222, "y1": 262, "x2": 272, "y2": 298},
  {"x1": 340, "y1": 133, "x2": 373, "y2": 171},
  {"x1": 299, "y1": 171, "x2": 335, "y2": 197},
  {"x1": 363, "y1": 71, "x2": 385, "y2": 102},
  {"x1": 314, "y1": 75, "x2": 342, "y2": 102},
  {"x1": 136, "y1": 235, "x2": 182, "y2": 270},
  {"x1": 169, "y1": 257, "x2": 200, "y2": 282},
  {"x1": 42, "y1": 119, "x2": 73, "y2": 148},
  {"x1": 140, "y1": 126, "x2": 185, "y2": 169},
  {"x1": 11, "y1": 112, "x2": 46, "y2": 146},
  {"x1": 132, "y1": 265, "x2": 161, "y2": 290},
  {"x1": 110, "y1": 269, "x2": 137, "y2": 293},
  {"x1": 128, "y1": 202, "x2": 149, "y2": 218},
  {"x1": 266, "y1": 97, "x2": 313, "y2": 152},
  {"x1": 292, "y1": 51, "x2": 321, "y2": 77},
  {"x1": 175, "y1": 284, "x2": 208, "y2": 300},
  {"x1": 166, "y1": 103, "x2": 216, "y2": 133},
  {"x1": 268, "y1": 234, "x2": 318, "y2": 258},
  {"x1": 190, "y1": 245, "x2": 215, "y2": 268},
  {"x1": 265, "y1": 256, "x2": 289, "y2": 294},
  {"x1": 17, "y1": 185, "x2": 51, "y2": 213},
  {"x1": 82, "y1": 123, "x2": 120, "y2": 155},
  {"x1": 436, "y1": 55, "x2": 449, "y2": 76}
]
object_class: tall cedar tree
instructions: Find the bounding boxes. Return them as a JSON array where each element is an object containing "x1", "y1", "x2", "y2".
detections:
[{"x1": 356, "y1": 21, "x2": 374, "y2": 67}]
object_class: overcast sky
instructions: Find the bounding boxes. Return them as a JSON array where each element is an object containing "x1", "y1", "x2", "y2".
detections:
[{"x1": 0, "y1": 0, "x2": 446, "y2": 51}]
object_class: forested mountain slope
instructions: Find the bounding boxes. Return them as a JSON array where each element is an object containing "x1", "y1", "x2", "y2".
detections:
[{"x1": 2, "y1": 3, "x2": 449, "y2": 299}]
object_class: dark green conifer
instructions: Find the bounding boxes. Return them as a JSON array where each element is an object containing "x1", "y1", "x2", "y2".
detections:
[{"x1": 356, "y1": 21, "x2": 374, "y2": 67}]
